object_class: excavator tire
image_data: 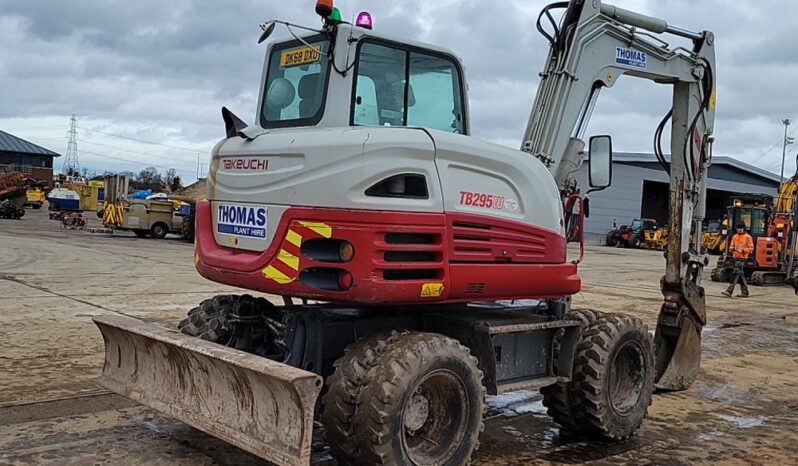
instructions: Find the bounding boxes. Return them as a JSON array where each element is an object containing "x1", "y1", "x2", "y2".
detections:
[
  {"x1": 352, "y1": 332, "x2": 485, "y2": 466},
  {"x1": 178, "y1": 294, "x2": 243, "y2": 343},
  {"x1": 573, "y1": 314, "x2": 654, "y2": 440},
  {"x1": 181, "y1": 214, "x2": 195, "y2": 242},
  {"x1": 541, "y1": 309, "x2": 604, "y2": 431},
  {"x1": 320, "y1": 329, "x2": 411, "y2": 465}
]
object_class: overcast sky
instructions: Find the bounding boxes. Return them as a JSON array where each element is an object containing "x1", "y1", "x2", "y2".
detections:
[{"x1": 1, "y1": 0, "x2": 796, "y2": 182}]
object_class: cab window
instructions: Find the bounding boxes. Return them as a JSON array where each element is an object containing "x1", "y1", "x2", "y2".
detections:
[
  {"x1": 733, "y1": 208, "x2": 768, "y2": 236},
  {"x1": 407, "y1": 53, "x2": 464, "y2": 133},
  {"x1": 750, "y1": 208, "x2": 768, "y2": 236},
  {"x1": 261, "y1": 36, "x2": 330, "y2": 127},
  {"x1": 353, "y1": 43, "x2": 407, "y2": 127},
  {"x1": 353, "y1": 41, "x2": 465, "y2": 134}
]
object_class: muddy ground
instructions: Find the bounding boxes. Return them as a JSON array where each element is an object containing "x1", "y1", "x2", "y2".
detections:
[{"x1": 1, "y1": 208, "x2": 797, "y2": 465}]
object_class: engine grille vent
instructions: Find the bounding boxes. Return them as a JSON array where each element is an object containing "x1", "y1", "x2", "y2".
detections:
[{"x1": 464, "y1": 282, "x2": 486, "y2": 294}]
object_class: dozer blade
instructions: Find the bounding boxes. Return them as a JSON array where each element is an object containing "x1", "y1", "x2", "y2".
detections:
[{"x1": 92, "y1": 314, "x2": 322, "y2": 466}]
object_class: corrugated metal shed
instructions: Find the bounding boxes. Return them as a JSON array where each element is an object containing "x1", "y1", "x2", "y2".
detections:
[
  {"x1": 577, "y1": 152, "x2": 782, "y2": 238},
  {"x1": 0, "y1": 130, "x2": 61, "y2": 157}
]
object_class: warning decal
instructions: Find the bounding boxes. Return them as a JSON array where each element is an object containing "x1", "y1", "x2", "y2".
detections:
[{"x1": 420, "y1": 283, "x2": 445, "y2": 298}]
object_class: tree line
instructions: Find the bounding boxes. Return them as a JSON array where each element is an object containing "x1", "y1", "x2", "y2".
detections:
[{"x1": 65, "y1": 166, "x2": 183, "y2": 192}]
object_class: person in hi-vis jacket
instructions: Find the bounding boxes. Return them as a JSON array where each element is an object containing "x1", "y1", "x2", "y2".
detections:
[{"x1": 722, "y1": 222, "x2": 753, "y2": 298}]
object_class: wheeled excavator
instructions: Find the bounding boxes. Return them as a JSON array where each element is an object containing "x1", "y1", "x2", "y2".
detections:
[{"x1": 92, "y1": 1, "x2": 715, "y2": 464}]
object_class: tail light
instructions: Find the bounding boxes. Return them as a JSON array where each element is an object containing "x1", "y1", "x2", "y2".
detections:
[
  {"x1": 299, "y1": 267, "x2": 353, "y2": 292},
  {"x1": 337, "y1": 271, "x2": 353, "y2": 291}
]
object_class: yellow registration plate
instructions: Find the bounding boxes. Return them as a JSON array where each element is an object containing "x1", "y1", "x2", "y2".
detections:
[{"x1": 279, "y1": 46, "x2": 322, "y2": 68}]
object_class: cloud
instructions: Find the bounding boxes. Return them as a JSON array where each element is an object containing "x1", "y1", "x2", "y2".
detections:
[{"x1": 0, "y1": 0, "x2": 796, "y2": 179}]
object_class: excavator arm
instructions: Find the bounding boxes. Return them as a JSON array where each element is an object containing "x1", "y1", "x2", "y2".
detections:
[{"x1": 523, "y1": 0, "x2": 716, "y2": 390}]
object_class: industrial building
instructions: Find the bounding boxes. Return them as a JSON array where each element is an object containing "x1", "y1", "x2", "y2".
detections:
[
  {"x1": 0, "y1": 130, "x2": 61, "y2": 187},
  {"x1": 577, "y1": 152, "x2": 781, "y2": 237}
]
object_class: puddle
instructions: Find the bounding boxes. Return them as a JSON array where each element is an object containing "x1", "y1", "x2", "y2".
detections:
[
  {"x1": 696, "y1": 431, "x2": 725, "y2": 442},
  {"x1": 714, "y1": 413, "x2": 766, "y2": 428},
  {"x1": 501, "y1": 425, "x2": 524, "y2": 437},
  {"x1": 696, "y1": 383, "x2": 759, "y2": 406},
  {"x1": 719, "y1": 322, "x2": 750, "y2": 329},
  {"x1": 487, "y1": 391, "x2": 547, "y2": 418}
]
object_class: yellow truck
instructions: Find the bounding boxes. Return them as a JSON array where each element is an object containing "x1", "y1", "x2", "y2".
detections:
[{"x1": 24, "y1": 187, "x2": 46, "y2": 209}]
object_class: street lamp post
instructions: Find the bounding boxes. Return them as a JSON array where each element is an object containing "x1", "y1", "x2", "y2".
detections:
[{"x1": 781, "y1": 118, "x2": 793, "y2": 186}]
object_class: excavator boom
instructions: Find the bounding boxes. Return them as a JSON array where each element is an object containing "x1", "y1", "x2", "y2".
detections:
[{"x1": 523, "y1": 0, "x2": 715, "y2": 389}]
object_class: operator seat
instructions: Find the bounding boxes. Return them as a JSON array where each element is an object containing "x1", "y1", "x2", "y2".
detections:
[{"x1": 298, "y1": 73, "x2": 320, "y2": 118}]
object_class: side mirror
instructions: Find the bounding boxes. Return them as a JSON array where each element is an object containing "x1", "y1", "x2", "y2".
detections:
[
  {"x1": 258, "y1": 21, "x2": 276, "y2": 44},
  {"x1": 588, "y1": 135, "x2": 613, "y2": 189}
]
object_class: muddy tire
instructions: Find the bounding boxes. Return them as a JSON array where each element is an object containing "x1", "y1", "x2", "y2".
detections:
[
  {"x1": 572, "y1": 314, "x2": 655, "y2": 440},
  {"x1": 352, "y1": 332, "x2": 485, "y2": 466},
  {"x1": 605, "y1": 234, "x2": 618, "y2": 247},
  {"x1": 151, "y1": 222, "x2": 168, "y2": 239},
  {"x1": 321, "y1": 330, "x2": 410, "y2": 465},
  {"x1": 178, "y1": 294, "x2": 279, "y2": 355},
  {"x1": 181, "y1": 214, "x2": 195, "y2": 242},
  {"x1": 541, "y1": 309, "x2": 604, "y2": 430},
  {"x1": 179, "y1": 294, "x2": 242, "y2": 343}
]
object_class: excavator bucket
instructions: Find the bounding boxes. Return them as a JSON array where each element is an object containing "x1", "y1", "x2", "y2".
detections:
[
  {"x1": 653, "y1": 289, "x2": 705, "y2": 391},
  {"x1": 654, "y1": 318, "x2": 702, "y2": 390},
  {"x1": 92, "y1": 314, "x2": 322, "y2": 466}
]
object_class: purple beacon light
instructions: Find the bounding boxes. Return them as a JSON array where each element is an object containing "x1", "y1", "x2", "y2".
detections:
[{"x1": 355, "y1": 11, "x2": 373, "y2": 29}]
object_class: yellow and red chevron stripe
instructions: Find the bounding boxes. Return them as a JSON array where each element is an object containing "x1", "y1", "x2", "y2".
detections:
[{"x1": 262, "y1": 221, "x2": 332, "y2": 284}]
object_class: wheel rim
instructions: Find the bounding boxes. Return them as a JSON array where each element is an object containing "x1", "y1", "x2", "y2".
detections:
[
  {"x1": 608, "y1": 340, "x2": 646, "y2": 416},
  {"x1": 401, "y1": 369, "x2": 469, "y2": 466}
]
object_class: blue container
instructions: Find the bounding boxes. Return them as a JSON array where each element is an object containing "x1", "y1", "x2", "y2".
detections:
[{"x1": 51, "y1": 198, "x2": 81, "y2": 211}]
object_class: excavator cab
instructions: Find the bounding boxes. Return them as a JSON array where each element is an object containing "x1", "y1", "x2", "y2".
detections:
[{"x1": 259, "y1": 25, "x2": 469, "y2": 135}]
